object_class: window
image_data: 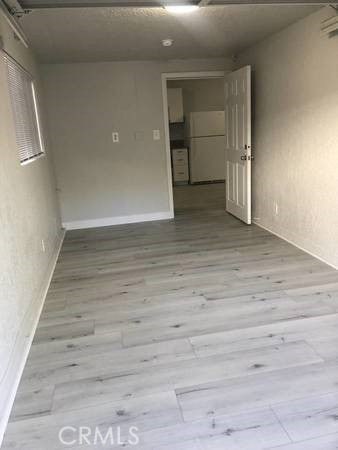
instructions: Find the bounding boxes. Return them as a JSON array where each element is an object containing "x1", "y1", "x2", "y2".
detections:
[{"x1": 5, "y1": 54, "x2": 44, "y2": 165}]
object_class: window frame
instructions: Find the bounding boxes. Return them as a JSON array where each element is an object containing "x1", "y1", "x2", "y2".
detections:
[{"x1": 4, "y1": 51, "x2": 46, "y2": 166}]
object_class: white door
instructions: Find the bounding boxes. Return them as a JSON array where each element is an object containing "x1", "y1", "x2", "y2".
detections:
[{"x1": 224, "y1": 66, "x2": 252, "y2": 224}]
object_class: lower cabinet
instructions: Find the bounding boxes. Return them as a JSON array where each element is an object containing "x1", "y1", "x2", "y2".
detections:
[{"x1": 172, "y1": 148, "x2": 189, "y2": 184}]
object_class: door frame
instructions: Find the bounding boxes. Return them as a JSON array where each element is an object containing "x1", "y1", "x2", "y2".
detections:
[{"x1": 161, "y1": 70, "x2": 226, "y2": 217}]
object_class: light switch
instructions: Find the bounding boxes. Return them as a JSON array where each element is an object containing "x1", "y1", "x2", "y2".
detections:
[
  {"x1": 153, "y1": 129, "x2": 160, "y2": 141},
  {"x1": 112, "y1": 132, "x2": 119, "y2": 143}
]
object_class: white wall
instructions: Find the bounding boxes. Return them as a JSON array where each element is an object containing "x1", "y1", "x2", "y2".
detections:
[
  {"x1": 0, "y1": 15, "x2": 62, "y2": 442},
  {"x1": 168, "y1": 78, "x2": 225, "y2": 116},
  {"x1": 238, "y1": 6, "x2": 338, "y2": 269},
  {"x1": 41, "y1": 58, "x2": 233, "y2": 228}
]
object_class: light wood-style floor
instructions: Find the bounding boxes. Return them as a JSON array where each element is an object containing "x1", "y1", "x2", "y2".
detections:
[{"x1": 3, "y1": 184, "x2": 338, "y2": 449}]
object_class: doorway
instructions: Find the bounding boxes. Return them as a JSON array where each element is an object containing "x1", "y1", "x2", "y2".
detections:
[
  {"x1": 162, "y1": 67, "x2": 252, "y2": 224},
  {"x1": 162, "y1": 71, "x2": 226, "y2": 217}
]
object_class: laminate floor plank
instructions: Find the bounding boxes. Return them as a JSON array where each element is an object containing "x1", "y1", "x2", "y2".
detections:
[
  {"x1": 4, "y1": 391, "x2": 181, "y2": 450},
  {"x1": 51, "y1": 341, "x2": 321, "y2": 413},
  {"x1": 32, "y1": 319, "x2": 95, "y2": 344},
  {"x1": 190, "y1": 313, "x2": 338, "y2": 358},
  {"x1": 122, "y1": 408, "x2": 290, "y2": 450},
  {"x1": 19, "y1": 338, "x2": 195, "y2": 391},
  {"x1": 176, "y1": 360, "x2": 338, "y2": 422},
  {"x1": 267, "y1": 432, "x2": 338, "y2": 449},
  {"x1": 9, "y1": 386, "x2": 55, "y2": 422},
  {"x1": 121, "y1": 296, "x2": 334, "y2": 347},
  {"x1": 3, "y1": 184, "x2": 338, "y2": 450},
  {"x1": 272, "y1": 391, "x2": 338, "y2": 442}
]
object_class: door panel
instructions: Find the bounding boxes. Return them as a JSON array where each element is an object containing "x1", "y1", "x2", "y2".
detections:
[
  {"x1": 225, "y1": 66, "x2": 252, "y2": 224},
  {"x1": 237, "y1": 164, "x2": 246, "y2": 207},
  {"x1": 227, "y1": 161, "x2": 236, "y2": 203}
]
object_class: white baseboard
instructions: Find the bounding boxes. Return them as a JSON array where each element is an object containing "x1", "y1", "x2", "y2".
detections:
[
  {"x1": 254, "y1": 220, "x2": 338, "y2": 271},
  {"x1": 63, "y1": 211, "x2": 174, "y2": 230},
  {"x1": 0, "y1": 229, "x2": 65, "y2": 446}
]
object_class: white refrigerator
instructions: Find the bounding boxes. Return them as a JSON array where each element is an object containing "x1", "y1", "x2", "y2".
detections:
[{"x1": 186, "y1": 111, "x2": 226, "y2": 183}]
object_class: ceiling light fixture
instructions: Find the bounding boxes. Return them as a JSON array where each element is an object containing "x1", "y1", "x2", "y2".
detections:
[{"x1": 164, "y1": 5, "x2": 199, "y2": 14}]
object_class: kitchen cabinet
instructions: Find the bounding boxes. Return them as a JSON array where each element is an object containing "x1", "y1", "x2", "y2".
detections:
[
  {"x1": 172, "y1": 148, "x2": 189, "y2": 184},
  {"x1": 167, "y1": 88, "x2": 184, "y2": 123}
]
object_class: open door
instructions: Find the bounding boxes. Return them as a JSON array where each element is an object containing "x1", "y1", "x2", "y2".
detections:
[{"x1": 224, "y1": 66, "x2": 252, "y2": 224}]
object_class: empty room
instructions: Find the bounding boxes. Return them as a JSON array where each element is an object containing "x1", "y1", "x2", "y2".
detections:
[{"x1": 1, "y1": 0, "x2": 338, "y2": 449}]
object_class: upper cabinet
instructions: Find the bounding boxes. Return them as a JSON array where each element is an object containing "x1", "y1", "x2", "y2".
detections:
[{"x1": 167, "y1": 88, "x2": 184, "y2": 123}]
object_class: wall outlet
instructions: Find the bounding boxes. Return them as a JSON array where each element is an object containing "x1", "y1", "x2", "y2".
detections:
[
  {"x1": 153, "y1": 129, "x2": 160, "y2": 141},
  {"x1": 41, "y1": 239, "x2": 45, "y2": 252},
  {"x1": 112, "y1": 132, "x2": 119, "y2": 143}
]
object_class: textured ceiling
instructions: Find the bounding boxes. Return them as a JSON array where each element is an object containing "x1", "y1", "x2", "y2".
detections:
[{"x1": 19, "y1": 4, "x2": 320, "y2": 63}]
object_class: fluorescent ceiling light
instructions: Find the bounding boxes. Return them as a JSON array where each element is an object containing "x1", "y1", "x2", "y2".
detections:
[{"x1": 165, "y1": 5, "x2": 199, "y2": 14}]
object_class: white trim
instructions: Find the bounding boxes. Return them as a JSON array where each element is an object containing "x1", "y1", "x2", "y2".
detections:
[
  {"x1": 254, "y1": 220, "x2": 338, "y2": 271},
  {"x1": 63, "y1": 211, "x2": 173, "y2": 230},
  {"x1": 161, "y1": 70, "x2": 226, "y2": 217},
  {"x1": 31, "y1": 82, "x2": 45, "y2": 155},
  {"x1": 162, "y1": 71, "x2": 225, "y2": 80},
  {"x1": 0, "y1": 228, "x2": 65, "y2": 446},
  {"x1": 161, "y1": 77, "x2": 174, "y2": 219}
]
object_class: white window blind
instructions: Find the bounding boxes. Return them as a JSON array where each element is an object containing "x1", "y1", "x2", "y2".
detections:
[{"x1": 5, "y1": 54, "x2": 44, "y2": 165}]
